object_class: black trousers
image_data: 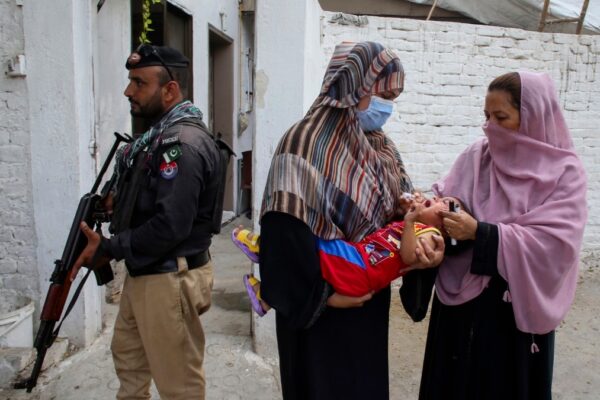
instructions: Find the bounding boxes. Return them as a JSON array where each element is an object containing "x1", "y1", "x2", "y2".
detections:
[{"x1": 420, "y1": 277, "x2": 555, "y2": 400}]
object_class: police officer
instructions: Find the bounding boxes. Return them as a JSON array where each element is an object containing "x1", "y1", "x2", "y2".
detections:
[{"x1": 74, "y1": 45, "x2": 222, "y2": 400}]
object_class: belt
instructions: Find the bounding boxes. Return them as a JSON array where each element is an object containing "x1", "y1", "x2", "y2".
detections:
[
  {"x1": 131, "y1": 250, "x2": 210, "y2": 277},
  {"x1": 182, "y1": 250, "x2": 211, "y2": 270}
]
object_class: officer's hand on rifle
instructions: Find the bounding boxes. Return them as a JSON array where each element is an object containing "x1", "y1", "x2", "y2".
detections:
[{"x1": 73, "y1": 222, "x2": 110, "y2": 274}]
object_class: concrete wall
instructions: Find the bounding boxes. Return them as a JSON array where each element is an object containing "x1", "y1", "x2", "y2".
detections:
[
  {"x1": 95, "y1": 1, "x2": 132, "y2": 165},
  {"x1": 170, "y1": 0, "x2": 241, "y2": 119},
  {"x1": 22, "y1": 0, "x2": 106, "y2": 346},
  {"x1": 0, "y1": 0, "x2": 131, "y2": 347},
  {"x1": 0, "y1": 0, "x2": 39, "y2": 309},
  {"x1": 238, "y1": 11, "x2": 255, "y2": 154},
  {"x1": 252, "y1": 0, "x2": 324, "y2": 359},
  {"x1": 319, "y1": 0, "x2": 477, "y2": 22}
]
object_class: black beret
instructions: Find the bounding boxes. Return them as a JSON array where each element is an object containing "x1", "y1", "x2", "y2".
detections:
[{"x1": 126, "y1": 44, "x2": 189, "y2": 70}]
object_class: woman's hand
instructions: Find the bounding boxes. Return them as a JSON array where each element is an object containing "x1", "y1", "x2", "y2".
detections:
[
  {"x1": 439, "y1": 209, "x2": 477, "y2": 241},
  {"x1": 327, "y1": 291, "x2": 373, "y2": 308},
  {"x1": 408, "y1": 234, "x2": 445, "y2": 270},
  {"x1": 397, "y1": 196, "x2": 412, "y2": 215}
]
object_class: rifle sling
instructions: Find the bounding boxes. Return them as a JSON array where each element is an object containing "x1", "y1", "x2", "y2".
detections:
[
  {"x1": 52, "y1": 268, "x2": 92, "y2": 338},
  {"x1": 53, "y1": 222, "x2": 108, "y2": 338}
]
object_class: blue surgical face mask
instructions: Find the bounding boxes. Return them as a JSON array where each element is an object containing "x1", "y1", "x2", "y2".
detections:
[{"x1": 356, "y1": 96, "x2": 394, "y2": 132}]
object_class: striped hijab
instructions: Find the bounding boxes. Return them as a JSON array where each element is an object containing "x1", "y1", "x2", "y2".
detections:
[{"x1": 261, "y1": 42, "x2": 412, "y2": 242}]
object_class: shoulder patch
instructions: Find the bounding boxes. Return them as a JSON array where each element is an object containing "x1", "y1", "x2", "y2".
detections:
[
  {"x1": 162, "y1": 145, "x2": 183, "y2": 163},
  {"x1": 162, "y1": 136, "x2": 180, "y2": 145},
  {"x1": 159, "y1": 161, "x2": 179, "y2": 180}
]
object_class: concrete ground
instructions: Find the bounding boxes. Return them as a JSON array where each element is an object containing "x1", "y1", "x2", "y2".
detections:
[{"x1": 1, "y1": 216, "x2": 599, "y2": 399}]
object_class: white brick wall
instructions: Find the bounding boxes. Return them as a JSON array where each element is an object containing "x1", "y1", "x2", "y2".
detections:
[
  {"x1": 321, "y1": 13, "x2": 600, "y2": 266},
  {"x1": 0, "y1": 0, "x2": 39, "y2": 301}
]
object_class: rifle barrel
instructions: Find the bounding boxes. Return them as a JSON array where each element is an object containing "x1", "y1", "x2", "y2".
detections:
[{"x1": 91, "y1": 132, "x2": 130, "y2": 193}]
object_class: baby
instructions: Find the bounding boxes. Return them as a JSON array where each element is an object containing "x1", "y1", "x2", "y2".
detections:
[{"x1": 233, "y1": 196, "x2": 459, "y2": 316}]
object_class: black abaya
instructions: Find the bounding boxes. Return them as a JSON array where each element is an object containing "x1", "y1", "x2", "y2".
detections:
[
  {"x1": 401, "y1": 222, "x2": 555, "y2": 400},
  {"x1": 260, "y1": 212, "x2": 391, "y2": 400},
  {"x1": 420, "y1": 278, "x2": 554, "y2": 400}
]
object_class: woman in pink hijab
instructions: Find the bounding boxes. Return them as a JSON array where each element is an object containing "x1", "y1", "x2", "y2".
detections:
[{"x1": 401, "y1": 71, "x2": 588, "y2": 400}]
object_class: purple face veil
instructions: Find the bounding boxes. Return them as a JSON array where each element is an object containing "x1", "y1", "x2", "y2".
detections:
[{"x1": 432, "y1": 71, "x2": 587, "y2": 334}]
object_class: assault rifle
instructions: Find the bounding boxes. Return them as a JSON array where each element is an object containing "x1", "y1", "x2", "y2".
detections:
[{"x1": 15, "y1": 132, "x2": 131, "y2": 392}]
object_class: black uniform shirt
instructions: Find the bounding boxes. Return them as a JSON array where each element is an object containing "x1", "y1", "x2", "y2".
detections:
[{"x1": 104, "y1": 118, "x2": 221, "y2": 275}]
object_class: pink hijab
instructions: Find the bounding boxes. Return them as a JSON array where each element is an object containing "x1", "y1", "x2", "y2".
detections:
[{"x1": 432, "y1": 71, "x2": 588, "y2": 334}]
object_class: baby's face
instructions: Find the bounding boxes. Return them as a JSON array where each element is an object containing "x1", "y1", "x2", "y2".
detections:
[{"x1": 416, "y1": 197, "x2": 458, "y2": 229}]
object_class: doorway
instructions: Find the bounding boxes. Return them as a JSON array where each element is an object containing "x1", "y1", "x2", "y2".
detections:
[{"x1": 209, "y1": 25, "x2": 235, "y2": 212}]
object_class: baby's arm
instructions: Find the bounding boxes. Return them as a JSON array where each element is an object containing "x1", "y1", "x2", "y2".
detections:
[
  {"x1": 400, "y1": 231, "x2": 440, "y2": 267},
  {"x1": 399, "y1": 203, "x2": 425, "y2": 266}
]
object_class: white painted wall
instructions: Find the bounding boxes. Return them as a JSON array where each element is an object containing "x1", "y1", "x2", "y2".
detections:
[
  {"x1": 1, "y1": 0, "x2": 130, "y2": 347},
  {"x1": 0, "y1": 0, "x2": 39, "y2": 316},
  {"x1": 170, "y1": 0, "x2": 240, "y2": 118},
  {"x1": 303, "y1": 3, "x2": 327, "y2": 112},
  {"x1": 252, "y1": 0, "x2": 324, "y2": 359},
  {"x1": 238, "y1": 12, "x2": 255, "y2": 154},
  {"x1": 95, "y1": 1, "x2": 132, "y2": 165},
  {"x1": 252, "y1": 3, "x2": 600, "y2": 355},
  {"x1": 23, "y1": 0, "x2": 101, "y2": 345},
  {"x1": 91, "y1": 0, "x2": 132, "y2": 338}
]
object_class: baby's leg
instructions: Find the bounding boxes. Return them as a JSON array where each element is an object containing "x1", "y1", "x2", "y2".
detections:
[
  {"x1": 243, "y1": 274, "x2": 271, "y2": 316},
  {"x1": 232, "y1": 226, "x2": 260, "y2": 263}
]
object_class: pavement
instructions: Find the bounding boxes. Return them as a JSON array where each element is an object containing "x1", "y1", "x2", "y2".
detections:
[{"x1": 1, "y1": 215, "x2": 599, "y2": 399}]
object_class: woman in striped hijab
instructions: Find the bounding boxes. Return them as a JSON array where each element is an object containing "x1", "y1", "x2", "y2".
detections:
[{"x1": 259, "y1": 41, "x2": 443, "y2": 399}]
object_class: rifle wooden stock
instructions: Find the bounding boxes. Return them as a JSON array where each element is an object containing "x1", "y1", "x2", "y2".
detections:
[{"x1": 39, "y1": 284, "x2": 65, "y2": 322}]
